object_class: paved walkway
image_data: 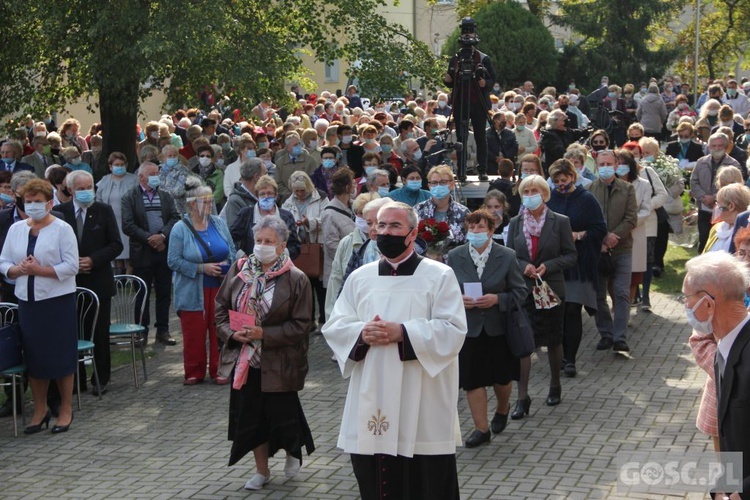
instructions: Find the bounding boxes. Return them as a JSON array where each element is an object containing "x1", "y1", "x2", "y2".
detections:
[{"x1": 0, "y1": 290, "x2": 712, "y2": 499}]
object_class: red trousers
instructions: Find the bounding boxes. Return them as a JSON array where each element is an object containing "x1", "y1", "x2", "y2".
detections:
[{"x1": 179, "y1": 287, "x2": 219, "y2": 381}]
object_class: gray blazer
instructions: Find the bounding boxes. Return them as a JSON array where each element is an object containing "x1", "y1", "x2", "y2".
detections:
[
  {"x1": 506, "y1": 209, "x2": 578, "y2": 299},
  {"x1": 447, "y1": 242, "x2": 528, "y2": 338}
]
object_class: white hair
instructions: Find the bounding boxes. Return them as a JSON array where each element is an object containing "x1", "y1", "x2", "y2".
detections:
[
  {"x1": 66, "y1": 169, "x2": 94, "y2": 189},
  {"x1": 685, "y1": 252, "x2": 750, "y2": 301}
]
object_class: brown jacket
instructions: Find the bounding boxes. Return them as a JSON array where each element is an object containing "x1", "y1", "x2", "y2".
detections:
[
  {"x1": 215, "y1": 260, "x2": 312, "y2": 392},
  {"x1": 587, "y1": 178, "x2": 638, "y2": 256}
]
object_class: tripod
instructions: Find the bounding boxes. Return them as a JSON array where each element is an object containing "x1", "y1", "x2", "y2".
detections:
[{"x1": 447, "y1": 45, "x2": 492, "y2": 183}]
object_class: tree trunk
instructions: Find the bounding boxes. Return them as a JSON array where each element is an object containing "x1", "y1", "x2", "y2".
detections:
[{"x1": 99, "y1": 81, "x2": 140, "y2": 172}]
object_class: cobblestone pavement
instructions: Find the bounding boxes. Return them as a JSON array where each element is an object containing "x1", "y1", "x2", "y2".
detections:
[{"x1": 0, "y1": 290, "x2": 714, "y2": 499}]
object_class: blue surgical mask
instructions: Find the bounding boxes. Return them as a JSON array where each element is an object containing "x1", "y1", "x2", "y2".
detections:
[
  {"x1": 246, "y1": 149, "x2": 256, "y2": 159},
  {"x1": 1, "y1": 158, "x2": 13, "y2": 165},
  {"x1": 0, "y1": 193, "x2": 14, "y2": 204},
  {"x1": 466, "y1": 231, "x2": 489, "y2": 248},
  {"x1": 685, "y1": 296, "x2": 713, "y2": 335},
  {"x1": 322, "y1": 159, "x2": 336, "y2": 169},
  {"x1": 112, "y1": 166, "x2": 127, "y2": 176},
  {"x1": 25, "y1": 201, "x2": 49, "y2": 221},
  {"x1": 598, "y1": 166, "x2": 615, "y2": 180},
  {"x1": 520, "y1": 172, "x2": 530, "y2": 180},
  {"x1": 608, "y1": 92, "x2": 616, "y2": 99},
  {"x1": 406, "y1": 180, "x2": 422, "y2": 191},
  {"x1": 616, "y1": 165, "x2": 630, "y2": 177},
  {"x1": 257, "y1": 142, "x2": 269, "y2": 149},
  {"x1": 679, "y1": 138, "x2": 692, "y2": 145},
  {"x1": 165, "y1": 157, "x2": 178, "y2": 168},
  {"x1": 643, "y1": 155, "x2": 655, "y2": 163},
  {"x1": 258, "y1": 196, "x2": 276, "y2": 211},
  {"x1": 148, "y1": 175, "x2": 160, "y2": 189},
  {"x1": 413, "y1": 150, "x2": 423, "y2": 161},
  {"x1": 430, "y1": 184, "x2": 450, "y2": 199},
  {"x1": 292, "y1": 145, "x2": 303, "y2": 156},
  {"x1": 522, "y1": 193, "x2": 543, "y2": 211},
  {"x1": 365, "y1": 166, "x2": 377, "y2": 175},
  {"x1": 75, "y1": 189, "x2": 95, "y2": 206},
  {"x1": 516, "y1": 125, "x2": 526, "y2": 132},
  {"x1": 381, "y1": 145, "x2": 392, "y2": 154},
  {"x1": 377, "y1": 186, "x2": 390, "y2": 197}
]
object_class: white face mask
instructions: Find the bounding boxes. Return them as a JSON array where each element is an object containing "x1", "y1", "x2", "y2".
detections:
[
  {"x1": 253, "y1": 244, "x2": 279, "y2": 264},
  {"x1": 198, "y1": 157, "x2": 212, "y2": 167},
  {"x1": 685, "y1": 295, "x2": 713, "y2": 335}
]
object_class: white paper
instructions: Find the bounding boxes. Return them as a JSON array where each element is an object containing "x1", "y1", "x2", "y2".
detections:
[{"x1": 464, "y1": 282, "x2": 483, "y2": 300}]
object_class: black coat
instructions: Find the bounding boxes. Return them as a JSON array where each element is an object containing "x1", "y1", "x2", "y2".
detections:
[
  {"x1": 230, "y1": 206, "x2": 301, "y2": 260},
  {"x1": 121, "y1": 186, "x2": 181, "y2": 268},
  {"x1": 486, "y1": 127, "x2": 519, "y2": 165},
  {"x1": 57, "y1": 201, "x2": 123, "y2": 297},
  {"x1": 664, "y1": 140, "x2": 706, "y2": 163},
  {"x1": 539, "y1": 128, "x2": 590, "y2": 172}
]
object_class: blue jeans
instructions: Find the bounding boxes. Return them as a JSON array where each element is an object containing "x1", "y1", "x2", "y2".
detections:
[{"x1": 595, "y1": 252, "x2": 632, "y2": 343}]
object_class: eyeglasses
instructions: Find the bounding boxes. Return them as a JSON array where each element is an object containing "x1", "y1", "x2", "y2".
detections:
[
  {"x1": 427, "y1": 180, "x2": 452, "y2": 187},
  {"x1": 677, "y1": 290, "x2": 715, "y2": 305}
]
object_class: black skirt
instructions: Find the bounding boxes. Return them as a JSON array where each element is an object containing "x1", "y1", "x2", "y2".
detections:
[
  {"x1": 227, "y1": 367, "x2": 315, "y2": 466},
  {"x1": 525, "y1": 295, "x2": 564, "y2": 348},
  {"x1": 19, "y1": 292, "x2": 78, "y2": 379},
  {"x1": 459, "y1": 330, "x2": 520, "y2": 390}
]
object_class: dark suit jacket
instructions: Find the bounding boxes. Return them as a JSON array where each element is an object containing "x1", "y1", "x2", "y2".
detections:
[
  {"x1": 665, "y1": 140, "x2": 704, "y2": 163},
  {"x1": 121, "y1": 186, "x2": 180, "y2": 268},
  {"x1": 447, "y1": 242, "x2": 527, "y2": 338},
  {"x1": 715, "y1": 319, "x2": 750, "y2": 495},
  {"x1": 506, "y1": 209, "x2": 578, "y2": 299},
  {"x1": 57, "y1": 201, "x2": 123, "y2": 297},
  {"x1": 4, "y1": 161, "x2": 35, "y2": 175},
  {"x1": 487, "y1": 127, "x2": 519, "y2": 165}
]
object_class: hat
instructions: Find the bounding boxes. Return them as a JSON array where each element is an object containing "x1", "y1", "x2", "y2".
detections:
[{"x1": 569, "y1": 94, "x2": 579, "y2": 104}]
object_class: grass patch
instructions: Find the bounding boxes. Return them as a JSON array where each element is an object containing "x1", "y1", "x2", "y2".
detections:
[{"x1": 650, "y1": 243, "x2": 694, "y2": 295}]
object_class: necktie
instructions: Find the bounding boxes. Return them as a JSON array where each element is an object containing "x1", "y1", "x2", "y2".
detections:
[
  {"x1": 76, "y1": 209, "x2": 84, "y2": 240},
  {"x1": 716, "y1": 350, "x2": 726, "y2": 400}
]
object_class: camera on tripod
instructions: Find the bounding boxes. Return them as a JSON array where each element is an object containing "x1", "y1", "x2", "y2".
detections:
[{"x1": 457, "y1": 18, "x2": 485, "y2": 81}]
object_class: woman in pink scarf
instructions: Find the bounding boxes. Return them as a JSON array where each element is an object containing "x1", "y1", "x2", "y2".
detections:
[{"x1": 216, "y1": 216, "x2": 315, "y2": 491}]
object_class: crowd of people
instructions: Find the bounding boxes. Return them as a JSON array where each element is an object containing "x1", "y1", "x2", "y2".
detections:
[{"x1": 1, "y1": 72, "x2": 750, "y2": 496}]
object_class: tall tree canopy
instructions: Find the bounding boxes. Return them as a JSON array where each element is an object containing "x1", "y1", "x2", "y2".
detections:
[
  {"x1": 0, "y1": 0, "x2": 442, "y2": 166},
  {"x1": 552, "y1": 0, "x2": 680, "y2": 91},
  {"x1": 441, "y1": 1, "x2": 558, "y2": 90}
]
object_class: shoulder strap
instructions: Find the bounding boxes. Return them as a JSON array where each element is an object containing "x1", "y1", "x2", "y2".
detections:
[
  {"x1": 644, "y1": 168, "x2": 656, "y2": 197},
  {"x1": 184, "y1": 219, "x2": 214, "y2": 261},
  {"x1": 325, "y1": 205, "x2": 355, "y2": 220}
]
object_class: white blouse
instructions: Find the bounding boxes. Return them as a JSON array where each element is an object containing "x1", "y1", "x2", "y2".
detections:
[{"x1": 0, "y1": 217, "x2": 79, "y2": 301}]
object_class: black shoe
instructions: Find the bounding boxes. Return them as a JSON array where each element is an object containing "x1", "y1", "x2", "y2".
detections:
[
  {"x1": 652, "y1": 267, "x2": 662, "y2": 278},
  {"x1": 465, "y1": 429, "x2": 491, "y2": 448},
  {"x1": 563, "y1": 363, "x2": 577, "y2": 378},
  {"x1": 510, "y1": 396, "x2": 531, "y2": 420},
  {"x1": 478, "y1": 173, "x2": 489, "y2": 182},
  {"x1": 23, "y1": 410, "x2": 51, "y2": 434},
  {"x1": 0, "y1": 401, "x2": 22, "y2": 418},
  {"x1": 156, "y1": 334, "x2": 176, "y2": 346},
  {"x1": 490, "y1": 411, "x2": 509, "y2": 434},
  {"x1": 546, "y1": 386, "x2": 561, "y2": 406},
  {"x1": 596, "y1": 338, "x2": 613, "y2": 350},
  {"x1": 51, "y1": 413, "x2": 74, "y2": 434},
  {"x1": 90, "y1": 384, "x2": 108, "y2": 396},
  {"x1": 613, "y1": 341, "x2": 630, "y2": 352}
]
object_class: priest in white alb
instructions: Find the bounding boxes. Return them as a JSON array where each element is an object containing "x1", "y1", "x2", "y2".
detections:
[{"x1": 323, "y1": 201, "x2": 467, "y2": 499}]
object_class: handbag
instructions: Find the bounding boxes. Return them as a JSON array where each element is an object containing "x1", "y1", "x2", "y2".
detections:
[
  {"x1": 0, "y1": 323, "x2": 23, "y2": 371},
  {"x1": 505, "y1": 295, "x2": 535, "y2": 358},
  {"x1": 293, "y1": 226, "x2": 324, "y2": 278},
  {"x1": 532, "y1": 277, "x2": 561, "y2": 310},
  {"x1": 645, "y1": 168, "x2": 670, "y2": 224},
  {"x1": 598, "y1": 250, "x2": 615, "y2": 276}
]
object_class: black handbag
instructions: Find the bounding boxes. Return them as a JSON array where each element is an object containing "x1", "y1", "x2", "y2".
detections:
[
  {"x1": 0, "y1": 323, "x2": 23, "y2": 371},
  {"x1": 598, "y1": 250, "x2": 615, "y2": 276},
  {"x1": 505, "y1": 295, "x2": 535, "y2": 358}
]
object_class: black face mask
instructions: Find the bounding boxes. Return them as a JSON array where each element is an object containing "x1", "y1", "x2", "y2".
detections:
[
  {"x1": 62, "y1": 187, "x2": 71, "y2": 197},
  {"x1": 15, "y1": 196, "x2": 24, "y2": 211},
  {"x1": 592, "y1": 144, "x2": 606, "y2": 152},
  {"x1": 51, "y1": 148, "x2": 60, "y2": 156},
  {"x1": 559, "y1": 104, "x2": 569, "y2": 111},
  {"x1": 628, "y1": 136, "x2": 642, "y2": 142},
  {"x1": 377, "y1": 233, "x2": 410, "y2": 259}
]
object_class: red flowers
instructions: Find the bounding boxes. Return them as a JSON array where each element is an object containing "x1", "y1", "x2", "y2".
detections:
[{"x1": 418, "y1": 218, "x2": 449, "y2": 244}]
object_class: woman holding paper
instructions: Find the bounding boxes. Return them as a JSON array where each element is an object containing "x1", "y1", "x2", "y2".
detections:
[
  {"x1": 167, "y1": 177, "x2": 235, "y2": 385},
  {"x1": 447, "y1": 209, "x2": 528, "y2": 448},
  {"x1": 215, "y1": 216, "x2": 315, "y2": 491}
]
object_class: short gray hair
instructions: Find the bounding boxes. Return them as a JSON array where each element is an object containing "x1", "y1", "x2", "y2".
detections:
[
  {"x1": 708, "y1": 132, "x2": 729, "y2": 148},
  {"x1": 563, "y1": 148, "x2": 585, "y2": 163},
  {"x1": 684, "y1": 252, "x2": 750, "y2": 301},
  {"x1": 136, "y1": 162, "x2": 159, "y2": 177},
  {"x1": 367, "y1": 168, "x2": 390, "y2": 186},
  {"x1": 378, "y1": 201, "x2": 418, "y2": 230},
  {"x1": 363, "y1": 197, "x2": 392, "y2": 217},
  {"x1": 240, "y1": 158, "x2": 264, "y2": 181},
  {"x1": 161, "y1": 144, "x2": 178, "y2": 156},
  {"x1": 255, "y1": 215, "x2": 288, "y2": 243},
  {"x1": 66, "y1": 169, "x2": 94, "y2": 189},
  {"x1": 11, "y1": 171, "x2": 36, "y2": 192},
  {"x1": 138, "y1": 144, "x2": 159, "y2": 163}
]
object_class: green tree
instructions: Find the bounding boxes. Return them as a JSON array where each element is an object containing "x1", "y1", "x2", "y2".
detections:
[
  {"x1": 432, "y1": 0, "x2": 551, "y2": 19},
  {"x1": 441, "y1": 1, "x2": 558, "y2": 89},
  {"x1": 0, "y1": 0, "x2": 441, "y2": 166},
  {"x1": 552, "y1": 0, "x2": 681, "y2": 90}
]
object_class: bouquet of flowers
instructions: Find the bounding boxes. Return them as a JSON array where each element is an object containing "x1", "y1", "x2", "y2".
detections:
[
  {"x1": 418, "y1": 218, "x2": 452, "y2": 259},
  {"x1": 643, "y1": 154, "x2": 681, "y2": 190}
]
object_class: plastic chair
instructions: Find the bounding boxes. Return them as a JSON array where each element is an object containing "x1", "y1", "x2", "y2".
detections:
[
  {"x1": 0, "y1": 302, "x2": 25, "y2": 437},
  {"x1": 109, "y1": 275, "x2": 148, "y2": 388},
  {"x1": 75, "y1": 287, "x2": 101, "y2": 409}
]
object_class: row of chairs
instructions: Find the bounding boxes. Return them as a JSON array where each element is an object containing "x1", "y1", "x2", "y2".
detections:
[{"x1": 0, "y1": 274, "x2": 150, "y2": 437}]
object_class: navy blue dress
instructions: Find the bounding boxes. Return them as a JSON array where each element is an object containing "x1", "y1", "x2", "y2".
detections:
[{"x1": 18, "y1": 232, "x2": 78, "y2": 379}]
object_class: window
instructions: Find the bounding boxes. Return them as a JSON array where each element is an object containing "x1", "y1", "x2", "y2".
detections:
[{"x1": 325, "y1": 60, "x2": 340, "y2": 83}]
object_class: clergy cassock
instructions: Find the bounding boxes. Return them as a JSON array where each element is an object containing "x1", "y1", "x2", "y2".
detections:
[{"x1": 323, "y1": 252, "x2": 467, "y2": 498}]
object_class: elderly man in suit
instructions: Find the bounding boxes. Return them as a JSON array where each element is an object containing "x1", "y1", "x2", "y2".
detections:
[
  {"x1": 682, "y1": 252, "x2": 750, "y2": 497},
  {"x1": 58, "y1": 170, "x2": 123, "y2": 395},
  {"x1": 0, "y1": 141, "x2": 35, "y2": 175},
  {"x1": 122, "y1": 162, "x2": 181, "y2": 346},
  {"x1": 21, "y1": 136, "x2": 55, "y2": 179},
  {"x1": 448, "y1": 209, "x2": 528, "y2": 448}
]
